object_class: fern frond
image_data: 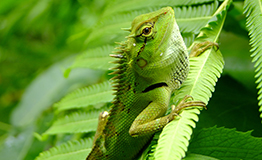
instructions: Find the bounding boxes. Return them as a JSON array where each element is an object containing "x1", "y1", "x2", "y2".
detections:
[
  {"x1": 243, "y1": 0, "x2": 262, "y2": 120},
  {"x1": 175, "y1": 1, "x2": 218, "y2": 34},
  {"x1": 35, "y1": 139, "x2": 92, "y2": 160},
  {"x1": 138, "y1": 132, "x2": 160, "y2": 160},
  {"x1": 43, "y1": 110, "x2": 104, "y2": 135},
  {"x1": 176, "y1": 1, "x2": 219, "y2": 47},
  {"x1": 69, "y1": 45, "x2": 116, "y2": 71},
  {"x1": 84, "y1": 23, "x2": 129, "y2": 47},
  {"x1": 154, "y1": 0, "x2": 231, "y2": 159},
  {"x1": 85, "y1": 1, "x2": 219, "y2": 48},
  {"x1": 103, "y1": 0, "x2": 217, "y2": 17},
  {"x1": 155, "y1": 109, "x2": 200, "y2": 159},
  {"x1": 182, "y1": 33, "x2": 195, "y2": 48},
  {"x1": 54, "y1": 81, "x2": 114, "y2": 112}
]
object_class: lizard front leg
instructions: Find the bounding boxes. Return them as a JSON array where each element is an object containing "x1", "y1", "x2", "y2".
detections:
[{"x1": 129, "y1": 87, "x2": 205, "y2": 137}]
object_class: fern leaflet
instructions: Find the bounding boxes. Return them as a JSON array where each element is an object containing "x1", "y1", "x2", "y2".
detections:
[
  {"x1": 85, "y1": 1, "x2": 219, "y2": 48},
  {"x1": 44, "y1": 110, "x2": 104, "y2": 135},
  {"x1": 244, "y1": 0, "x2": 262, "y2": 120},
  {"x1": 68, "y1": 45, "x2": 116, "y2": 71},
  {"x1": 54, "y1": 81, "x2": 114, "y2": 112},
  {"x1": 104, "y1": 0, "x2": 217, "y2": 17},
  {"x1": 175, "y1": 1, "x2": 219, "y2": 34},
  {"x1": 35, "y1": 139, "x2": 92, "y2": 160}
]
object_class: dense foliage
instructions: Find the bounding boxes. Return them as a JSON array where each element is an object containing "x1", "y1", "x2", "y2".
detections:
[{"x1": 1, "y1": 0, "x2": 262, "y2": 160}]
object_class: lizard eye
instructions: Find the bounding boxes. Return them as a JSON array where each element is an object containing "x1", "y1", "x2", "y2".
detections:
[
  {"x1": 136, "y1": 23, "x2": 155, "y2": 39},
  {"x1": 142, "y1": 27, "x2": 151, "y2": 35}
]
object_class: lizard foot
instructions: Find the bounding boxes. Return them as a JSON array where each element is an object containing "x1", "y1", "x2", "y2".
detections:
[
  {"x1": 169, "y1": 95, "x2": 206, "y2": 120},
  {"x1": 189, "y1": 41, "x2": 219, "y2": 58}
]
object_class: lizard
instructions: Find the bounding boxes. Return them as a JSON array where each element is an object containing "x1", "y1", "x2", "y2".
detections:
[{"x1": 86, "y1": 7, "x2": 206, "y2": 160}]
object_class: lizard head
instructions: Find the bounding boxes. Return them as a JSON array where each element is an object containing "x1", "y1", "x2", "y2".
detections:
[{"x1": 125, "y1": 7, "x2": 189, "y2": 90}]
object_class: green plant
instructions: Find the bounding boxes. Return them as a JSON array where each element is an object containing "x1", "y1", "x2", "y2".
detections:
[{"x1": 1, "y1": 0, "x2": 262, "y2": 160}]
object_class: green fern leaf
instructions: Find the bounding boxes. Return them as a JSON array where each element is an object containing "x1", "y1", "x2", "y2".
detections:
[
  {"x1": 86, "y1": 3, "x2": 219, "y2": 47},
  {"x1": 138, "y1": 132, "x2": 160, "y2": 160},
  {"x1": 68, "y1": 45, "x2": 116, "y2": 71},
  {"x1": 175, "y1": 1, "x2": 219, "y2": 34},
  {"x1": 154, "y1": 109, "x2": 201, "y2": 159},
  {"x1": 154, "y1": 0, "x2": 231, "y2": 159},
  {"x1": 84, "y1": 1, "x2": 219, "y2": 48},
  {"x1": 103, "y1": 0, "x2": 217, "y2": 17},
  {"x1": 35, "y1": 139, "x2": 92, "y2": 160},
  {"x1": 43, "y1": 110, "x2": 104, "y2": 135},
  {"x1": 176, "y1": 1, "x2": 219, "y2": 47},
  {"x1": 243, "y1": 0, "x2": 262, "y2": 120},
  {"x1": 54, "y1": 81, "x2": 114, "y2": 112}
]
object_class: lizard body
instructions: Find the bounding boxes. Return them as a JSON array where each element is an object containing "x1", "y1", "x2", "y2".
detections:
[{"x1": 87, "y1": 7, "x2": 203, "y2": 160}]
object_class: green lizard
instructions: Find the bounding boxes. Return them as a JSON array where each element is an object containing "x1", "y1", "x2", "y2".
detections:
[{"x1": 86, "y1": 7, "x2": 206, "y2": 160}]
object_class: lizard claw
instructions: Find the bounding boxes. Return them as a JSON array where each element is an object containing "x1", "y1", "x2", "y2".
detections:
[
  {"x1": 171, "y1": 95, "x2": 206, "y2": 119},
  {"x1": 189, "y1": 41, "x2": 219, "y2": 58}
]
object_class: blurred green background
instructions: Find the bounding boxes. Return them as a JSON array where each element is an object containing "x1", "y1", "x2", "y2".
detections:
[
  {"x1": 0, "y1": 1, "x2": 107, "y2": 159},
  {"x1": 0, "y1": 0, "x2": 261, "y2": 159},
  {"x1": 0, "y1": 0, "x2": 105, "y2": 126}
]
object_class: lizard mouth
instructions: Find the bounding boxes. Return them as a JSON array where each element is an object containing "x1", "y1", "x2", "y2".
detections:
[{"x1": 142, "y1": 82, "x2": 168, "y2": 93}]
